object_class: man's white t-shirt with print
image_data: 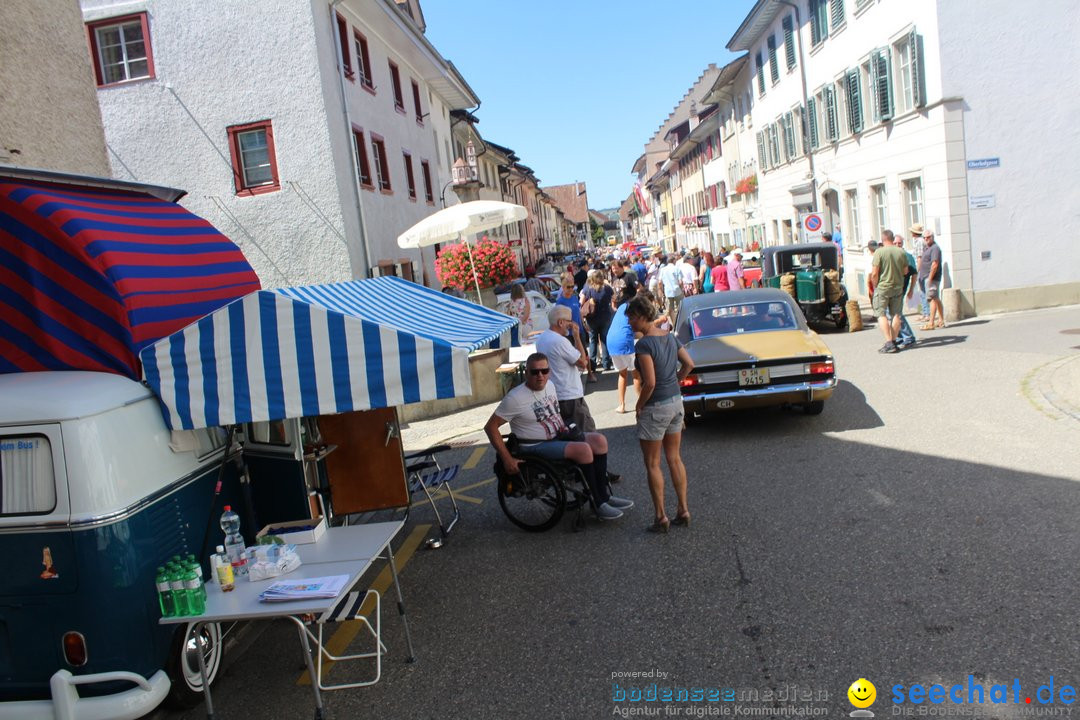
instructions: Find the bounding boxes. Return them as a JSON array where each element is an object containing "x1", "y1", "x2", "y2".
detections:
[
  {"x1": 494, "y1": 382, "x2": 567, "y2": 443},
  {"x1": 534, "y1": 329, "x2": 584, "y2": 401}
]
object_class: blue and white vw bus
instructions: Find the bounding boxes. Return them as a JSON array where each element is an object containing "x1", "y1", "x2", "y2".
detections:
[{"x1": 1, "y1": 371, "x2": 241, "y2": 719}]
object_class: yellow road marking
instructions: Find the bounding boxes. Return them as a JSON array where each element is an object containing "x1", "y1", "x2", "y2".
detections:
[
  {"x1": 409, "y1": 477, "x2": 495, "y2": 508},
  {"x1": 462, "y1": 446, "x2": 487, "y2": 470},
  {"x1": 296, "y1": 523, "x2": 430, "y2": 685}
]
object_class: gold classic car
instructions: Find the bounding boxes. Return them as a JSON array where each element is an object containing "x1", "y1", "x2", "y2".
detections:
[{"x1": 674, "y1": 289, "x2": 837, "y2": 419}]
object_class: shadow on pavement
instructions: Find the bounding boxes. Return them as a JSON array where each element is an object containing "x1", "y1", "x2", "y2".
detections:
[
  {"x1": 188, "y1": 424, "x2": 1080, "y2": 720},
  {"x1": 906, "y1": 333, "x2": 968, "y2": 349}
]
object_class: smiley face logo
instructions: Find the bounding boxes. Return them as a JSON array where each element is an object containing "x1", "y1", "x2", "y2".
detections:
[{"x1": 848, "y1": 678, "x2": 876, "y2": 709}]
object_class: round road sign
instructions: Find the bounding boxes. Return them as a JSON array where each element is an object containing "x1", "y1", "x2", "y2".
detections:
[{"x1": 805, "y1": 213, "x2": 823, "y2": 232}]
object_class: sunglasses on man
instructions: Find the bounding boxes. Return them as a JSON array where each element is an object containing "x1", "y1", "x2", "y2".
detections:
[{"x1": 528, "y1": 367, "x2": 550, "y2": 376}]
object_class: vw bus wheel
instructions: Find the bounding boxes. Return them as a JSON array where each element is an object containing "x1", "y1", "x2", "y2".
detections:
[{"x1": 166, "y1": 621, "x2": 223, "y2": 708}]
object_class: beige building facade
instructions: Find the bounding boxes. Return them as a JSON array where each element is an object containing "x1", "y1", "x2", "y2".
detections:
[{"x1": 0, "y1": 0, "x2": 110, "y2": 175}]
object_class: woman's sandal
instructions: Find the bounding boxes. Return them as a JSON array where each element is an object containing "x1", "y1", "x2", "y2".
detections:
[
  {"x1": 919, "y1": 323, "x2": 935, "y2": 331},
  {"x1": 647, "y1": 517, "x2": 670, "y2": 534},
  {"x1": 672, "y1": 513, "x2": 691, "y2": 528},
  {"x1": 934, "y1": 320, "x2": 946, "y2": 329}
]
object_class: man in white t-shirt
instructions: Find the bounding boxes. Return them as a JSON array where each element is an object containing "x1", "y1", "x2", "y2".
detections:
[
  {"x1": 484, "y1": 353, "x2": 632, "y2": 520},
  {"x1": 535, "y1": 305, "x2": 592, "y2": 429}
]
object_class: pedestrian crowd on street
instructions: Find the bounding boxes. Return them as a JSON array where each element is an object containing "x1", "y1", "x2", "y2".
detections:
[
  {"x1": 868, "y1": 223, "x2": 945, "y2": 354},
  {"x1": 484, "y1": 246, "x2": 714, "y2": 532}
]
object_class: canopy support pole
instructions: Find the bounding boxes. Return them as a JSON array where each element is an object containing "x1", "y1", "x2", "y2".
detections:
[{"x1": 461, "y1": 233, "x2": 484, "y2": 305}]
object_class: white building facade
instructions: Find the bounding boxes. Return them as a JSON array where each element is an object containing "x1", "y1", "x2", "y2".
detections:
[
  {"x1": 730, "y1": 0, "x2": 1080, "y2": 315},
  {"x1": 80, "y1": 0, "x2": 477, "y2": 289}
]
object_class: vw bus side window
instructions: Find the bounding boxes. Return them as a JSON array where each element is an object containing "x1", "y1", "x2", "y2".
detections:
[
  {"x1": 194, "y1": 427, "x2": 228, "y2": 458},
  {"x1": 0, "y1": 434, "x2": 56, "y2": 515},
  {"x1": 247, "y1": 420, "x2": 290, "y2": 446}
]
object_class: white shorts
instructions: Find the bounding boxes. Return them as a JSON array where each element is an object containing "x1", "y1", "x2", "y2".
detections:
[{"x1": 611, "y1": 353, "x2": 635, "y2": 372}]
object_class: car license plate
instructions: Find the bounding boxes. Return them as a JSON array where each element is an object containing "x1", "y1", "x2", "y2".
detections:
[{"x1": 738, "y1": 368, "x2": 770, "y2": 386}]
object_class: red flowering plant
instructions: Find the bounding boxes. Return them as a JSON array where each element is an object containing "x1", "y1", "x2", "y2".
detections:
[{"x1": 435, "y1": 239, "x2": 519, "y2": 289}]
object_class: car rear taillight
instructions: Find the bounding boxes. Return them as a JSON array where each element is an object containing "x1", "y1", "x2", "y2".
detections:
[
  {"x1": 63, "y1": 631, "x2": 87, "y2": 667},
  {"x1": 808, "y1": 361, "x2": 834, "y2": 375},
  {"x1": 679, "y1": 375, "x2": 699, "y2": 387}
]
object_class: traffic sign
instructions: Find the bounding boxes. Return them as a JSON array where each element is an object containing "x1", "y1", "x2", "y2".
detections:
[{"x1": 800, "y1": 212, "x2": 824, "y2": 243}]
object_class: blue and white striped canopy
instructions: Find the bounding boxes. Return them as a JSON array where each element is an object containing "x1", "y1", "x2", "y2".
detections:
[{"x1": 139, "y1": 277, "x2": 517, "y2": 430}]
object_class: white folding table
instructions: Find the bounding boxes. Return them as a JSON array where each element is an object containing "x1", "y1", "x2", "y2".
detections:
[{"x1": 161, "y1": 521, "x2": 413, "y2": 720}]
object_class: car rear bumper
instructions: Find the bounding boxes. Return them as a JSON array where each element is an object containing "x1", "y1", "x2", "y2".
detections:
[{"x1": 683, "y1": 377, "x2": 837, "y2": 413}]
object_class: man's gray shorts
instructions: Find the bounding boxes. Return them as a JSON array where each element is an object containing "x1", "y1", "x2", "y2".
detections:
[
  {"x1": 637, "y1": 395, "x2": 685, "y2": 441},
  {"x1": 925, "y1": 279, "x2": 941, "y2": 300},
  {"x1": 559, "y1": 397, "x2": 596, "y2": 432}
]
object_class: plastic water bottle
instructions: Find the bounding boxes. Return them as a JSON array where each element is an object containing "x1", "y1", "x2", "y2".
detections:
[
  {"x1": 220, "y1": 505, "x2": 248, "y2": 577},
  {"x1": 183, "y1": 563, "x2": 205, "y2": 615},
  {"x1": 156, "y1": 566, "x2": 175, "y2": 617},
  {"x1": 215, "y1": 544, "x2": 235, "y2": 592},
  {"x1": 187, "y1": 554, "x2": 207, "y2": 604},
  {"x1": 168, "y1": 563, "x2": 190, "y2": 616}
]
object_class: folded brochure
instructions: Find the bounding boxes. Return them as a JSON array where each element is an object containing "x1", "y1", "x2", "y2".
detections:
[{"x1": 259, "y1": 574, "x2": 350, "y2": 602}]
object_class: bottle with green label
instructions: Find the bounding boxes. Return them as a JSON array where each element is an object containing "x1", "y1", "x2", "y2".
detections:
[
  {"x1": 155, "y1": 566, "x2": 175, "y2": 617},
  {"x1": 168, "y1": 563, "x2": 190, "y2": 616},
  {"x1": 186, "y1": 554, "x2": 207, "y2": 604},
  {"x1": 183, "y1": 563, "x2": 205, "y2": 615}
]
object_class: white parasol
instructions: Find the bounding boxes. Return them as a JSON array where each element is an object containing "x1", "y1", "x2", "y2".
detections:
[{"x1": 397, "y1": 200, "x2": 528, "y2": 303}]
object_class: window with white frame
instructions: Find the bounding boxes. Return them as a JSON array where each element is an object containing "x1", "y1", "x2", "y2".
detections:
[
  {"x1": 809, "y1": 0, "x2": 829, "y2": 46},
  {"x1": 902, "y1": 177, "x2": 923, "y2": 230},
  {"x1": 87, "y1": 13, "x2": 153, "y2": 86},
  {"x1": 845, "y1": 188, "x2": 861, "y2": 247},
  {"x1": 870, "y1": 183, "x2": 888, "y2": 239},
  {"x1": 1, "y1": 434, "x2": 56, "y2": 515},
  {"x1": 893, "y1": 30, "x2": 926, "y2": 113}
]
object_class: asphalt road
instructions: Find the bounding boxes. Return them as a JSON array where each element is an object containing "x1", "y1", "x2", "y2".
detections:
[{"x1": 161, "y1": 305, "x2": 1080, "y2": 720}]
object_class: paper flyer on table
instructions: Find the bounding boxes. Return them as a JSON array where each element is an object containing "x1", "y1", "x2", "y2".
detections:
[{"x1": 258, "y1": 574, "x2": 350, "y2": 602}]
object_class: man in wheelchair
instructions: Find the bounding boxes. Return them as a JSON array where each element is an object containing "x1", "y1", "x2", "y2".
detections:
[{"x1": 484, "y1": 352, "x2": 634, "y2": 521}]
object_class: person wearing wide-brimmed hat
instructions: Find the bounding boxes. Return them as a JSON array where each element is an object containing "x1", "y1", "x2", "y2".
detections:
[{"x1": 909, "y1": 223, "x2": 930, "y2": 320}]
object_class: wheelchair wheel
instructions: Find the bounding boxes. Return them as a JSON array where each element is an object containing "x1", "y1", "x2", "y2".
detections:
[{"x1": 497, "y1": 457, "x2": 567, "y2": 532}]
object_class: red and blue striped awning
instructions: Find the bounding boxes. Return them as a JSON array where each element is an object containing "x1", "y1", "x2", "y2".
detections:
[{"x1": 0, "y1": 173, "x2": 260, "y2": 379}]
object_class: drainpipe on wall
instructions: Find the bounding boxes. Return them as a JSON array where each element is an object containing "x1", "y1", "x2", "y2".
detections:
[
  {"x1": 775, "y1": 0, "x2": 818, "y2": 214},
  {"x1": 330, "y1": 0, "x2": 373, "y2": 277}
]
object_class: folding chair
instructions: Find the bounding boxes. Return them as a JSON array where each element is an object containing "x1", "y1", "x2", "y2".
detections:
[
  {"x1": 404, "y1": 444, "x2": 461, "y2": 538},
  {"x1": 298, "y1": 586, "x2": 387, "y2": 691}
]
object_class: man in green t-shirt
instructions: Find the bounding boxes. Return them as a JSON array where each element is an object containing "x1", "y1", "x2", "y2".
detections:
[{"x1": 869, "y1": 230, "x2": 911, "y2": 354}]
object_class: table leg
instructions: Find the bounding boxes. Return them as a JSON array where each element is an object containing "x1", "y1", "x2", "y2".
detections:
[
  {"x1": 192, "y1": 622, "x2": 216, "y2": 720},
  {"x1": 385, "y1": 544, "x2": 416, "y2": 663},
  {"x1": 291, "y1": 617, "x2": 325, "y2": 718}
]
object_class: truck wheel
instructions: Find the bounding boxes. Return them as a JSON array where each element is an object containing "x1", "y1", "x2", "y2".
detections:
[{"x1": 165, "y1": 621, "x2": 223, "y2": 709}]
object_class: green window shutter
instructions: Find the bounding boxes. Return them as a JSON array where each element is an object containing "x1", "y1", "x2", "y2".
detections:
[
  {"x1": 846, "y1": 69, "x2": 863, "y2": 134},
  {"x1": 809, "y1": 0, "x2": 821, "y2": 45},
  {"x1": 830, "y1": 0, "x2": 845, "y2": 29},
  {"x1": 784, "y1": 112, "x2": 796, "y2": 158},
  {"x1": 807, "y1": 97, "x2": 819, "y2": 149},
  {"x1": 768, "y1": 36, "x2": 779, "y2": 83},
  {"x1": 817, "y1": 0, "x2": 830, "y2": 41},
  {"x1": 757, "y1": 131, "x2": 767, "y2": 169},
  {"x1": 756, "y1": 52, "x2": 766, "y2": 95},
  {"x1": 824, "y1": 86, "x2": 838, "y2": 141},
  {"x1": 783, "y1": 16, "x2": 796, "y2": 69},
  {"x1": 910, "y1": 30, "x2": 926, "y2": 108},
  {"x1": 875, "y1": 49, "x2": 894, "y2": 122}
]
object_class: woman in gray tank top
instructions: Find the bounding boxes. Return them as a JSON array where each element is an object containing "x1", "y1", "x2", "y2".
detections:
[{"x1": 626, "y1": 296, "x2": 695, "y2": 533}]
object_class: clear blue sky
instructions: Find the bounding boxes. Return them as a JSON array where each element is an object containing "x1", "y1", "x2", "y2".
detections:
[{"x1": 422, "y1": 0, "x2": 757, "y2": 210}]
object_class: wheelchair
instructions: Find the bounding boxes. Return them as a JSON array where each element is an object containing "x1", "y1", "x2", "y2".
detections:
[{"x1": 493, "y1": 434, "x2": 604, "y2": 532}]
